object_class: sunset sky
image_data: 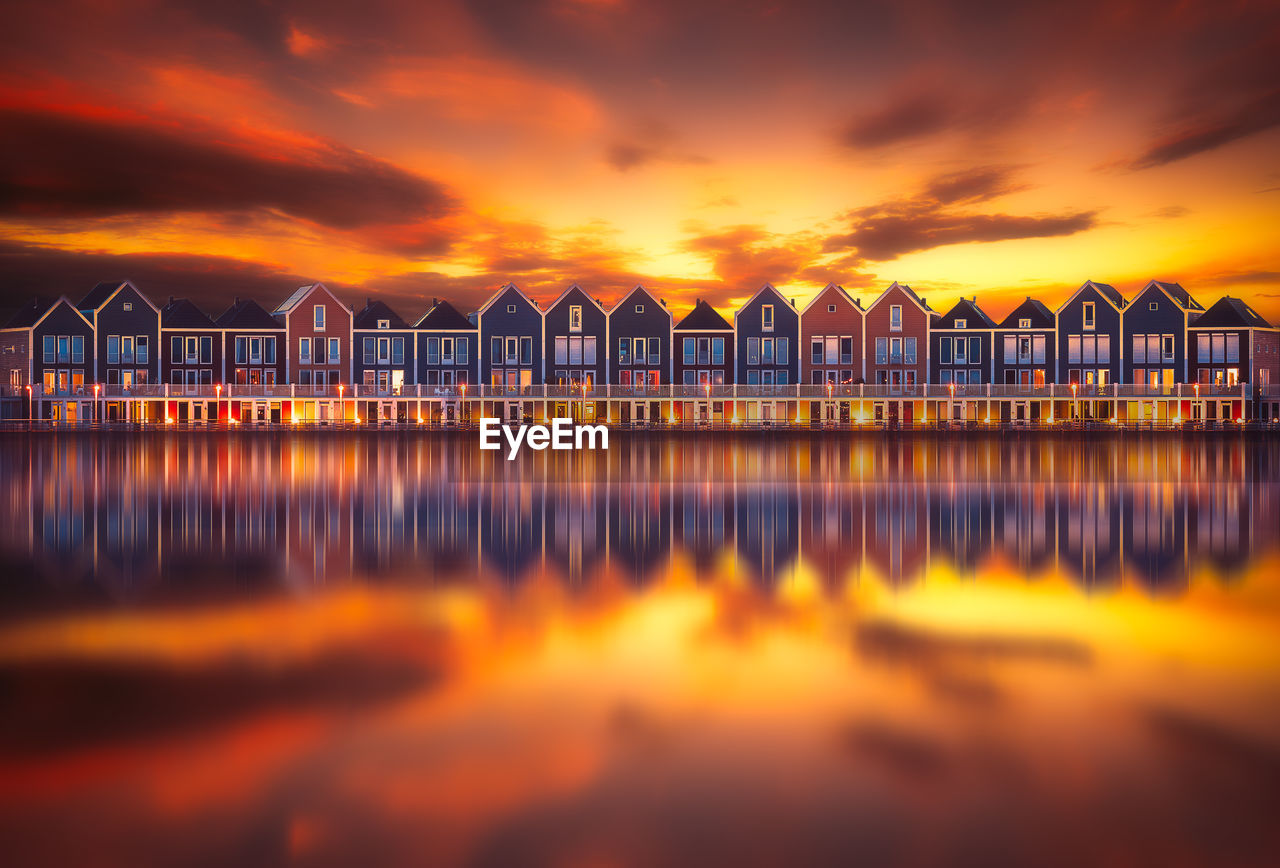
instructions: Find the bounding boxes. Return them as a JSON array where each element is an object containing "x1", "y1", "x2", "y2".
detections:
[{"x1": 1, "y1": 0, "x2": 1278, "y2": 322}]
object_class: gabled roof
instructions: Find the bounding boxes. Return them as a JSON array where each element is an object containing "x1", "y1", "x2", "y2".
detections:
[
  {"x1": 353, "y1": 298, "x2": 410, "y2": 330},
  {"x1": 996, "y1": 297, "x2": 1055, "y2": 329},
  {"x1": 934, "y1": 298, "x2": 996, "y2": 329},
  {"x1": 674, "y1": 299, "x2": 733, "y2": 331},
  {"x1": 414, "y1": 299, "x2": 476, "y2": 330},
  {"x1": 272, "y1": 282, "x2": 348, "y2": 316},
  {"x1": 865, "y1": 281, "x2": 935, "y2": 315},
  {"x1": 800, "y1": 283, "x2": 862, "y2": 316},
  {"x1": 1057, "y1": 279, "x2": 1125, "y2": 314},
  {"x1": 2, "y1": 297, "x2": 50, "y2": 329},
  {"x1": 1135, "y1": 280, "x2": 1202, "y2": 312},
  {"x1": 610, "y1": 285, "x2": 672, "y2": 322},
  {"x1": 733, "y1": 283, "x2": 792, "y2": 322},
  {"x1": 77, "y1": 279, "x2": 157, "y2": 314},
  {"x1": 215, "y1": 298, "x2": 283, "y2": 330},
  {"x1": 545, "y1": 283, "x2": 608, "y2": 316},
  {"x1": 161, "y1": 297, "x2": 217, "y2": 329},
  {"x1": 476, "y1": 283, "x2": 541, "y2": 316},
  {"x1": 1190, "y1": 296, "x2": 1274, "y2": 329}
]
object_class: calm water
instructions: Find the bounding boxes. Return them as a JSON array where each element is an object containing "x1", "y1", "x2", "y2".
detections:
[{"x1": 0, "y1": 431, "x2": 1278, "y2": 867}]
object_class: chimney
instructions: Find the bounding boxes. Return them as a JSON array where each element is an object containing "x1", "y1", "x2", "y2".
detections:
[
  {"x1": 856, "y1": 297, "x2": 861, "y2": 306},
  {"x1": 791, "y1": 298, "x2": 796, "y2": 307},
  {"x1": 168, "y1": 295, "x2": 174, "y2": 305},
  {"x1": 432, "y1": 297, "x2": 438, "y2": 307}
]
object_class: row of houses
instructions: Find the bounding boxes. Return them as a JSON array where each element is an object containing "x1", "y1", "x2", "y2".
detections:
[{"x1": 3, "y1": 278, "x2": 1277, "y2": 399}]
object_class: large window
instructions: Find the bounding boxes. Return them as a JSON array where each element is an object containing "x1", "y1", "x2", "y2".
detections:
[
  {"x1": 392, "y1": 338, "x2": 404, "y2": 365},
  {"x1": 890, "y1": 305, "x2": 902, "y2": 331},
  {"x1": 683, "y1": 337, "x2": 695, "y2": 365},
  {"x1": 875, "y1": 337, "x2": 887, "y2": 365},
  {"x1": 1082, "y1": 302, "x2": 1095, "y2": 330},
  {"x1": 329, "y1": 338, "x2": 340, "y2": 363},
  {"x1": 620, "y1": 337, "x2": 631, "y2": 365},
  {"x1": 364, "y1": 337, "x2": 376, "y2": 365},
  {"x1": 314, "y1": 305, "x2": 325, "y2": 330},
  {"x1": 761, "y1": 305, "x2": 774, "y2": 332},
  {"x1": 107, "y1": 335, "x2": 120, "y2": 364},
  {"x1": 747, "y1": 337, "x2": 760, "y2": 365},
  {"x1": 711, "y1": 338, "x2": 724, "y2": 365},
  {"x1": 43, "y1": 336, "x2": 55, "y2": 364},
  {"x1": 569, "y1": 305, "x2": 582, "y2": 332},
  {"x1": 520, "y1": 337, "x2": 533, "y2": 365}
]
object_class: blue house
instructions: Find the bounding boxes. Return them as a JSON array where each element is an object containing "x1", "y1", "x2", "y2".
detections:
[
  {"x1": 543, "y1": 284, "x2": 608, "y2": 388},
  {"x1": 353, "y1": 298, "x2": 415, "y2": 393},
  {"x1": 477, "y1": 283, "x2": 543, "y2": 387},
  {"x1": 1, "y1": 297, "x2": 94, "y2": 396},
  {"x1": 414, "y1": 298, "x2": 478, "y2": 389},
  {"x1": 1056, "y1": 280, "x2": 1126, "y2": 387},
  {"x1": 1121, "y1": 280, "x2": 1203, "y2": 386},
  {"x1": 607, "y1": 285, "x2": 672, "y2": 387},
  {"x1": 734, "y1": 283, "x2": 799, "y2": 385},
  {"x1": 929, "y1": 298, "x2": 995, "y2": 385},
  {"x1": 994, "y1": 298, "x2": 1056, "y2": 386},
  {"x1": 673, "y1": 300, "x2": 734, "y2": 387},
  {"x1": 78, "y1": 280, "x2": 161, "y2": 388}
]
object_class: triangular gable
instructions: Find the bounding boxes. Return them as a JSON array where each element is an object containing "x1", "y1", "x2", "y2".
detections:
[
  {"x1": 864, "y1": 281, "x2": 932, "y2": 316},
  {"x1": 1055, "y1": 280, "x2": 1125, "y2": 315},
  {"x1": 414, "y1": 300, "x2": 476, "y2": 330},
  {"x1": 800, "y1": 283, "x2": 862, "y2": 316},
  {"x1": 934, "y1": 298, "x2": 995, "y2": 329},
  {"x1": 78, "y1": 279, "x2": 160, "y2": 316},
  {"x1": 476, "y1": 283, "x2": 541, "y2": 316},
  {"x1": 353, "y1": 299, "x2": 410, "y2": 330},
  {"x1": 545, "y1": 283, "x2": 608, "y2": 317},
  {"x1": 733, "y1": 283, "x2": 792, "y2": 327},
  {"x1": 272, "y1": 282, "x2": 349, "y2": 316},
  {"x1": 33, "y1": 296, "x2": 94, "y2": 331},
  {"x1": 610, "y1": 285, "x2": 673, "y2": 322},
  {"x1": 673, "y1": 300, "x2": 733, "y2": 331},
  {"x1": 1131, "y1": 279, "x2": 1200, "y2": 313},
  {"x1": 996, "y1": 298, "x2": 1055, "y2": 329},
  {"x1": 1190, "y1": 296, "x2": 1275, "y2": 330},
  {"x1": 216, "y1": 299, "x2": 285, "y2": 330}
]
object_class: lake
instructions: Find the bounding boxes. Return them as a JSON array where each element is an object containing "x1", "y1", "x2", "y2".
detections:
[{"x1": 0, "y1": 431, "x2": 1277, "y2": 866}]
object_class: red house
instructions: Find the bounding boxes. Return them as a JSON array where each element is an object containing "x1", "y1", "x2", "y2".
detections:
[
  {"x1": 863, "y1": 282, "x2": 935, "y2": 390},
  {"x1": 271, "y1": 283, "x2": 352, "y2": 388},
  {"x1": 800, "y1": 283, "x2": 864, "y2": 385}
]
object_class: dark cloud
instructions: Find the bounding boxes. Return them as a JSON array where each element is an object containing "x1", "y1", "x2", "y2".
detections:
[
  {"x1": 1129, "y1": 89, "x2": 1280, "y2": 170},
  {"x1": 923, "y1": 165, "x2": 1028, "y2": 205},
  {"x1": 0, "y1": 106, "x2": 457, "y2": 245},
  {"x1": 839, "y1": 93, "x2": 955, "y2": 149}
]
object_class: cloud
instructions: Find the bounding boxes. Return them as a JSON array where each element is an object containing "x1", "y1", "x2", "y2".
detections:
[
  {"x1": 0, "y1": 104, "x2": 458, "y2": 250},
  {"x1": 838, "y1": 92, "x2": 955, "y2": 149},
  {"x1": 823, "y1": 166, "x2": 1096, "y2": 261},
  {"x1": 1129, "y1": 89, "x2": 1280, "y2": 169},
  {"x1": 678, "y1": 224, "x2": 820, "y2": 289},
  {"x1": 604, "y1": 141, "x2": 710, "y2": 172}
]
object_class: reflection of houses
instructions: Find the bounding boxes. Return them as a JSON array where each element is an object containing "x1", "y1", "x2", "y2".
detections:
[
  {"x1": 799, "y1": 485, "x2": 866, "y2": 591},
  {"x1": 606, "y1": 482, "x2": 672, "y2": 586},
  {"x1": 733, "y1": 485, "x2": 801, "y2": 585},
  {"x1": 542, "y1": 483, "x2": 609, "y2": 583},
  {"x1": 1057, "y1": 484, "x2": 1123, "y2": 588},
  {"x1": 865, "y1": 482, "x2": 929, "y2": 585},
  {"x1": 1122, "y1": 485, "x2": 1188, "y2": 592},
  {"x1": 929, "y1": 483, "x2": 995, "y2": 572}
]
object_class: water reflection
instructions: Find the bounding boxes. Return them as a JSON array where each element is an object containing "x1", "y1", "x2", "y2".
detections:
[
  {"x1": 0, "y1": 433, "x2": 1277, "y2": 867},
  {"x1": 2, "y1": 432, "x2": 1274, "y2": 598}
]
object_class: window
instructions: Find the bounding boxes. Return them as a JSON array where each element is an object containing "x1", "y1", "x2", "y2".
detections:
[
  {"x1": 555, "y1": 336, "x2": 568, "y2": 365},
  {"x1": 520, "y1": 337, "x2": 532, "y2": 365},
  {"x1": 1162, "y1": 335, "x2": 1174, "y2": 363},
  {"x1": 250, "y1": 337, "x2": 264, "y2": 365},
  {"x1": 299, "y1": 337, "x2": 311, "y2": 363},
  {"x1": 1004, "y1": 335, "x2": 1016, "y2": 364},
  {"x1": 569, "y1": 305, "x2": 582, "y2": 332},
  {"x1": 811, "y1": 338, "x2": 823, "y2": 365},
  {"x1": 1018, "y1": 318, "x2": 1031, "y2": 328},
  {"x1": 1068, "y1": 335, "x2": 1081, "y2": 363},
  {"x1": 456, "y1": 338, "x2": 468, "y2": 365},
  {"x1": 1032, "y1": 336, "x2": 1045, "y2": 364},
  {"x1": 329, "y1": 338, "x2": 340, "y2": 363},
  {"x1": 954, "y1": 337, "x2": 966, "y2": 365},
  {"x1": 875, "y1": 336, "x2": 887, "y2": 364},
  {"x1": 43, "y1": 335, "x2": 55, "y2": 364},
  {"x1": 392, "y1": 337, "x2": 404, "y2": 365},
  {"x1": 956, "y1": 319, "x2": 967, "y2": 329},
  {"x1": 747, "y1": 337, "x2": 760, "y2": 365},
  {"x1": 507, "y1": 304, "x2": 516, "y2": 314},
  {"x1": 761, "y1": 338, "x2": 774, "y2": 365},
  {"x1": 648, "y1": 342, "x2": 660, "y2": 366},
  {"x1": 1097, "y1": 334, "x2": 1110, "y2": 364},
  {"x1": 890, "y1": 305, "x2": 902, "y2": 331},
  {"x1": 265, "y1": 338, "x2": 276, "y2": 364},
  {"x1": 314, "y1": 305, "x2": 325, "y2": 330},
  {"x1": 372, "y1": 337, "x2": 386, "y2": 364},
  {"x1": 683, "y1": 337, "x2": 695, "y2": 365},
  {"x1": 72, "y1": 336, "x2": 84, "y2": 364},
  {"x1": 697, "y1": 338, "x2": 710, "y2": 365},
  {"x1": 633, "y1": 338, "x2": 646, "y2": 365},
  {"x1": 619, "y1": 337, "x2": 631, "y2": 365},
  {"x1": 373, "y1": 319, "x2": 387, "y2": 330},
  {"x1": 762, "y1": 305, "x2": 774, "y2": 332},
  {"x1": 1082, "y1": 302, "x2": 1095, "y2": 330},
  {"x1": 635, "y1": 304, "x2": 644, "y2": 314},
  {"x1": 683, "y1": 370, "x2": 696, "y2": 385},
  {"x1": 1149, "y1": 301, "x2": 1158, "y2": 311},
  {"x1": 122, "y1": 302, "x2": 132, "y2": 312},
  {"x1": 904, "y1": 337, "x2": 917, "y2": 365},
  {"x1": 747, "y1": 370, "x2": 760, "y2": 385},
  {"x1": 890, "y1": 337, "x2": 902, "y2": 364},
  {"x1": 186, "y1": 337, "x2": 198, "y2": 364},
  {"x1": 969, "y1": 337, "x2": 980, "y2": 363},
  {"x1": 584, "y1": 337, "x2": 597, "y2": 365},
  {"x1": 236, "y1": 337, "x2": 247, "y2": 364},
  {"x1": 200, "y1": 336, "x2": 211, "y2": 364},
  {"x1": 170, "y1": 336, "x2": 182, "y2": 363},
  {"x1": 940, "y1": 338, "x2": 952, "y2": 364},
  {"x1": 1226, "y1": 333, "x2": 1240, "y2": 363},
  {"x1": 137, "y1": 335, "x2": 149, "y2": 364},
  {"x1": 440, "y1": 337, "x2": 453, "y2": 364},
  {"x1": 364, "y1": 337, "x2": 376, "y2": 365},
  {"x1": 56, "y1": 336, "x2": 68, "y2": 364},
  {"x1": 711, "y1": 338, "x2": 724, "y2": 365},
  {"x1": 778, "y1": 337, "x2": 789, "y2": 366},
  {"x1": 121, "y1": 336, "x2": 134, "y2": 364},
  {"x1": 828, "y1": 304, "x2": 836, "y2": 313},
  {"x1": 1132, "y1": 334, "x2": 1146, "y2": 364},
  {"x1": 840, "y1": 337, "x2": 853, "y2": 365}
]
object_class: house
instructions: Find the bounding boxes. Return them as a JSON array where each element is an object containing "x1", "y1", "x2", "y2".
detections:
[
  {"x1": 993, "y1": 298, "x2": 1056, "y2": 386},
  {"x1": 414, "y1": 298, "x2": 478, "y2": 389},
  {"x1": 1121, "y1": 280, "x2": 1203, "y2": 386},
  {"x1": 215, "y1": 298, "x2": 285, "y2": 385},
  {"x1": 1, "y1": 297, "x2": 94, "y2": 395},
  {"x1": 352, "y1": 298, "x2": 415, "y2": 393},
  {"x1": 78, "y1": 280, "x2": 160, "y2": 388},
  {"x1": 800, "y1": 283, "x2": 863, "y2": 384},
  {"x1": 543, "y1": 284, "x2": 608, "y2": 388},
  {"x1": 478, "y1": 284, "x2": 543, "y2": 388},
  {"x1": 864, "y1": 282, "x2": 934, "y2": 390},
  {"x1": 271, "y1": 283, "x2": 352, "y2": 389},
  {"x1": 1056, "y1": 280, "x2": 1125, "y2": 387},
  {"x1": 672, "y1": 299, "x2": 734, "y2": 386},
  {"x1": 607, "y1": 285, "x2": 672, "y2": 387},
  {"x1": 1187, "y1": 296, "x2": 1280, "y2": 399},
  {"x1": 161, "y1": 298, "x2": 221, "y2": 391},
  {"x1": 734, "y1": 283, "x2": 799, "y2": 385},
  {"x1": 929, "y1": 297, "x2": 995, "y2": 385}
]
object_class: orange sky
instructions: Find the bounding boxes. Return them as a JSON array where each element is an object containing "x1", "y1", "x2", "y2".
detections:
[{"x1": 1, "y1": 0, "x2": 1278, "y2": 323}]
